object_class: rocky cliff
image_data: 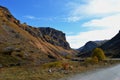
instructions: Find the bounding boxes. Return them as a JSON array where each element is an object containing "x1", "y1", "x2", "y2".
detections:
[
  {"x1": 0, "y1": 6, "x2": 76, "y2": 66},
  {"x1": 39, "y1": 27, "x2": 70, "y2": 49}
]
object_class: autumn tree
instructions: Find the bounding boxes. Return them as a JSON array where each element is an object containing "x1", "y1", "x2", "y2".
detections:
[{"x1": 91, "y1": 48, "x2": 106, "y2": 61}]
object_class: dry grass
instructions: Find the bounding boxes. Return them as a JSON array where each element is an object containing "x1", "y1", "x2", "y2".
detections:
[
  {"x1": 0, "y1": 60, "x2": 120, "y2": 80},
  {"x1": 0, "y1": 61, "x2": 81, "y2": 80}
]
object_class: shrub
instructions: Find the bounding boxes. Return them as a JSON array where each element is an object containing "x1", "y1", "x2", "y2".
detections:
[
  {"x1": 85, "y1": 58, "x2": 92, "y2": 63},
  {"x1": 42, "y1": 61, "x2": 62, "y2": 68},
  {"x1": 42, "y1": 61, "x2": 72, "y2": 70},
  {"x1": 92, "y1": 48, "x2": 106, "y2": 61},
  {"x1": 91, "y1": 56, "x2": 98, "y2": 64},
  {"x1": 84, "y1": 57, "x2": 98, "y2": 64},
  {"x1": 65, "y1": 54, "x2": 72, "y2": 59},
  {"x1": 62, "y1": 62, "x2": 70, "y2": 70}
]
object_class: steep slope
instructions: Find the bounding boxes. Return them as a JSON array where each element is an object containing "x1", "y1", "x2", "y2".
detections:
[
  {"x1": 78, "y1": 40, "x2": 107, "y2": 57},
  {"x1": 39, "y1": 27, "x2": 70, "y2": 49},
  {"x1": 101, "y1": 31, "x2": 120, "y2": 58},
  {"x1": 0, "y1": 6, "x2": 76, "y2": 66}
]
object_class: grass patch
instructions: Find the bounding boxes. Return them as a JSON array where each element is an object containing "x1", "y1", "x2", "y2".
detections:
[
  {"x1": 42, "y1": 61, "x2": 63, "y2": 69},
  {"x1": 0, "y1": 60, "x2": 120, "y2": 80}
]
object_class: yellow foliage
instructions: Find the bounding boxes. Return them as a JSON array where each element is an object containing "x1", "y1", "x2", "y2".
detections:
[{"x1": 92, "y1": 48, "x2": 106, "y2": 61}]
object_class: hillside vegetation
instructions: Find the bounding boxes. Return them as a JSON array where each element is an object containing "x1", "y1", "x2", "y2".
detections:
[{"x1": 0, "y1": 6, "x2": 76, "y2": 67}]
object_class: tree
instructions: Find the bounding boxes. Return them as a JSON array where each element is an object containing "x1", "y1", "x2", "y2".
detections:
[{"x1": 92, "y1": 48, "x2": 106, "y2": 61}]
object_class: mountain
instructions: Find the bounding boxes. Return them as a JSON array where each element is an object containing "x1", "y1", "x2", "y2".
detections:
[
  {"x1": 78, "y1": 40, "x2": 108, "y2": 57},
  {"x1": 0, "y1": 6, "x2": 76, "y2": 66},
  {"x1": 39, "y1": 27, "x2": 70, "y2": 49},
  {"x1": 101, "y1": 31, "x2": 120, "y2": 58}
]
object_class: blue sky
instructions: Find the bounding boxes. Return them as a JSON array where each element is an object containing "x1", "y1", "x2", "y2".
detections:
[{"x1": 1, "y1": 0, "x2": 120, "y2": 48}]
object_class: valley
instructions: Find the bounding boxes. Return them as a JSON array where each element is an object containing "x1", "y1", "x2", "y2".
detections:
[{"x1": 0, "y1": 5, "x2": 120, "y2": 80}]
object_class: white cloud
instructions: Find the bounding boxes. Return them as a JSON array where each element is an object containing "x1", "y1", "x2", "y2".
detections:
[
  {"x1": 65, "y1": 16, "x2": 81, "y2": 22},
  {"x1": 24, "y1": 15, "x2": 40, "y2": 20},
  {"x1": 66, "y1": 32, "x2": 75, "y2": 35},
  {"x1": 83, "y1": 0, "x2": 120, "y2": 15},
  {"x1": 67, "y1": 28, "x2": 119, "y2": 48},
  {"x1": 68, "y1": 0, "x2": 120, "y2": 16},
  {"x1": 83, "y1": 14, "x2": 120, "y2": 29},
  {"x1": 67, "y1": 14, "x2": 120, "y2": 48},
  {"x1": 24, "y1": 15, "x2": 54, "y2": 21},
  {"x1": 65, "y1": 0, "x2": 120, "y2": 48}
]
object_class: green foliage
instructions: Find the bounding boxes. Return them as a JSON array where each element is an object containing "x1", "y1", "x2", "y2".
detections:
[{"x1": 92, "y1": 48, "x2": 106, "y2": 61}]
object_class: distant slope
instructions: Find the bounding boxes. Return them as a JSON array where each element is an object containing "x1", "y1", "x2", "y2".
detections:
[
  {"x1": 78, "y1": 40, "x2": 107, "y2": 57},
  {"x1": 101, "y1": 31, "x2": 120, "y2": 58},
  {"x1": 0, "y1": 6, "x2": 76, "y2": 66}
]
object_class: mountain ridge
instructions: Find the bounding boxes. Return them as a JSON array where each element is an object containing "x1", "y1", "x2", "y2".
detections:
[
  {"x1": 101, "y1": 31, "x2": 120, "y2": 57},
  {"x1": 0, "y1": 6, "x2": 76, "y2": 66},
  {"x1": 78, "y1": 40, "x2": 108, "y2": 57}
]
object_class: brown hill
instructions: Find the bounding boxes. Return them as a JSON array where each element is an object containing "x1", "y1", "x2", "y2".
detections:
[{"x1": 0, "y1": 6, "x2": 76, "y2": 67}]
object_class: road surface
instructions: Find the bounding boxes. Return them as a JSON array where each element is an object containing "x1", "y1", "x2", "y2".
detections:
[{"x1": 60, "y1": 64, "x2": 120, "y2": 80}]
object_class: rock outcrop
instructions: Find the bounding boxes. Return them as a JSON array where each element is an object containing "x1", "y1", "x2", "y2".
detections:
[{"x1": 39, "y1": 27, "x2": 70, "y2": 49}]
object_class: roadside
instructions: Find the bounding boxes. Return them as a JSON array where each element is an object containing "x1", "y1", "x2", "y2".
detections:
[{"x1": 0, "y1": 60, "x2": 120, "y2": 80}]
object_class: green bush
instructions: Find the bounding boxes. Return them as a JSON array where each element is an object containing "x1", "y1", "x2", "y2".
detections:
[{"x1": 92, "y1": 48, "x2": 106, "y2": 61}]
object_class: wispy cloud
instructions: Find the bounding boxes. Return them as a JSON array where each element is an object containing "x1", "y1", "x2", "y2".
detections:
[
  {"x1": 66, "y1": 0, "x2": 120, "y2": 48},
  {"x1": 65, "y1": 16, "x2": 81, "y2": 22},
  {"x1": 67, "y1": 0, "x2": 120, "y2": 17},
  {"x1": 83, "y1": 14, "x2": 120, "y2": 29},
  {"x1": 66, "y1": 32, "x2": 75, "y2": 35},
  {"x1": 24, "y1": 15, "x2": 54, "y2": 21},
  {"x1": 67, "y1": 28, "x2": 118, "y2": 48},
  {"x1": 83, "y1": 0, "x2": 120, "y2": 15},
  {"x1": 24, "y1": 15, "x2": 40, "y2": 20}
]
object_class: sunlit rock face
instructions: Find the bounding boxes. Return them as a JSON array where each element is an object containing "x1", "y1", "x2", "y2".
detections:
[{"x1": 39, "y1": 27, "x2": 70, "y2": 49}]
